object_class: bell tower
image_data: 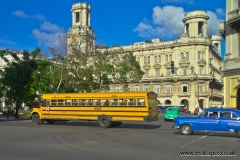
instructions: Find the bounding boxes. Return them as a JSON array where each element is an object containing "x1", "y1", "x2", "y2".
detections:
[{"x1": 67, "y1": 2, "x2": 96, "y2": 53}]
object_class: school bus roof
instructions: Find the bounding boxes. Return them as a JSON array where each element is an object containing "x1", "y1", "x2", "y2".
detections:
[{"x1": 42, "y1": 92, "x2": 156, "y2": 99}]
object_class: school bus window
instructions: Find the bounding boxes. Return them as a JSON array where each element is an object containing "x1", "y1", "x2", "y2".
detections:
[
  {"x1": 138, "y1": 99, "x2": 145, "y2": 106},
  {"x1": 41, "y1": 100, "x2": 46, "y2": 106},
  {"x1": 87, "y1": 99, "x2": 93, "y2": 106},
  {"x1": 111, "y1": 99, "x2": 118, "y2": 106},
  {"x1": 129, "y1": 99, "x2": 136, "y2": 106},
  {"x1": 65, "y1": 100, "x2": 71, "y2": 106},
  {"x1": 94, "y1": 99, "x2": 101, "y2": 106},
  {"x1": 51, "y1": 100, "x2": 57, "y2": 106},
  {"x1": 46, "y1": 100, "x2": 50, "y2": 106},
  {"x1": 102, "y1": 99, "x2": 110, "y2": 106},
  {"x1": 79, "y1": 100, "x2": 86, "y2": 106},
  {"x1": 58, "y1": 100, "x2": 64, "y2": 106},
  {"x1": 72, "y1": 99, "x2": 78, "y2": 106},
  {"x1": 120, "y1": 99, "x2": 127, "y2": 106}
]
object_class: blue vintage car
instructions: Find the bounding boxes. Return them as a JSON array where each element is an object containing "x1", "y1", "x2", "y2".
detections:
[{"x1": 173, "y1": 108, "x2": 240, "y2": 137}]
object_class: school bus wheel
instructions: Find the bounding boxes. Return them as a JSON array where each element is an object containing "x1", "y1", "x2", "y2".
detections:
[
  {"x1": 32, "y1": 114, "x2": 44, "y2": 125},
  {"x1": 98, "y1": 116, "x2": 111, "y2": 128}
]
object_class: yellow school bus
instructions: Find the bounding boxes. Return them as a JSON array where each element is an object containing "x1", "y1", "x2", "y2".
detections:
[{"x1": 31, "y1": 91, "x2": 158, "y2": 128}]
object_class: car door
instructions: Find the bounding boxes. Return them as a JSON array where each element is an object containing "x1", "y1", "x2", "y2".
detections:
[
  {"x1": 198, "y1": 110, "x2": 219, "y2": 131},
  {"x1": 218, "y1": 111, "x2": 240, "y2": 132}
]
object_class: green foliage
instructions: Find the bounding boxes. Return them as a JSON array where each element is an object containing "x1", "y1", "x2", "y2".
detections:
[{"x1": 0, "y1": 47, "x2": 55, "y2": 117}]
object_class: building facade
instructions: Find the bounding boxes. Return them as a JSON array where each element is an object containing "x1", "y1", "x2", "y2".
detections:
[
  {"x1": 220, "y1": 0, "x2": 240, "y2": 109},
  {"x1": 67, "y1": 3, "x2": 223, "y2": 112}
]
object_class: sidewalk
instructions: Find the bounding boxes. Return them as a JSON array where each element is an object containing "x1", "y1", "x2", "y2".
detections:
[{"x1": 0, "y1": 115, "x2": 31, "y2": 121}]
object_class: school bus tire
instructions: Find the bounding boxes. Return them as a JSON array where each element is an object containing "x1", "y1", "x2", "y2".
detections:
[
  {"x1": 98, "y1": 116, "x2": 111, "y2": 128},
  {"x1": 111, "y1": 121, "x2": 122, "y2": 127},
  {"x1": 32, "y1": 114, "x2": 44, "y2": 125}
]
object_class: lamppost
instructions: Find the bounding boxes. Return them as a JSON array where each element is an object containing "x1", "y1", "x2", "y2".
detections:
[{"x1": 189, "y1": 66, "x2": 200, "y2": 107}]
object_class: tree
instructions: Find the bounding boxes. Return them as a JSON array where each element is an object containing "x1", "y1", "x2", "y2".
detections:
[
  {"x1": 54, "y1": 34, "x2": 144, "y2": 93},
  {"x1": 0, "y1": 48, "x2": 53, "y2": 118}
]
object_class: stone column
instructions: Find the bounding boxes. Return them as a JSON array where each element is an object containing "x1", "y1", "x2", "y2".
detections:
[
  {"x1": 218, "y1": 42, "x2": 221, "y2": 55},
  {"x1": 204, "y1": 22, "x2": 207, "y2": 37},
  {"x1": 72, "y1": 12, "x2": 75, "y2": 26}
]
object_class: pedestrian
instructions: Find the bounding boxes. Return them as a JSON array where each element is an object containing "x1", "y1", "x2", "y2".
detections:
[
  {"x1": 198, "y1": 106, "x2": 202, "y2": 116},
  {"x1": 7, "y1": 108, "x2": 12, "y2": 119}
]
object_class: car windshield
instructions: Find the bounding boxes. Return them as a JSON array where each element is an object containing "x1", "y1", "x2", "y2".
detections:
[
  {"x1": 198, "y1": 111, "x2": 205, "y2": 117},
  {"x1": 167, "y1": 108, "x2": 178, "y2": 111}
]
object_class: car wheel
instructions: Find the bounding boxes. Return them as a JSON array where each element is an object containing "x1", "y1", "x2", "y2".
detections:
[
  {"x1": 180, "y1": 124, "x2": 192, "y2": 135},
  {"x1": 98, "y1": 116, "x2": 111, "y2": 128},
  {"x1": 237, "y1": 130, "x2": 240, "y2": 138},
  {"x1": 32, "y1": 114, "x2": 44, "y2": 125}
]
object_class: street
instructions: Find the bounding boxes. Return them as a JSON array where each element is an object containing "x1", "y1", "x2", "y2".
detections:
[{"x1": 0, "y1": 114, "x2": 239, "y2": 160}]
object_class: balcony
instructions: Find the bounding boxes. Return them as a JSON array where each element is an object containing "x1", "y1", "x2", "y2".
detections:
[
  {"x1": 158, "y1": 92, "x2": 172, "y2": 98},
  {"x1": 178, "y1": 92, "x2": 191, "y2": 98},
  {"x1": 195, "y1": 91, "x2": 210, "y2": 98},
  {"x1": 227, "y1": 7, "x2": 240, "y2": 28},
  {"x1": 218, "y1": 21, "x2": 226, "y2": 39}
]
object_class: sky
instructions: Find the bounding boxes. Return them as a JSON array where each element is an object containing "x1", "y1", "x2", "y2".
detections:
[{"x1": 0, "y1": 0, "x2": 226, "y2": 57}]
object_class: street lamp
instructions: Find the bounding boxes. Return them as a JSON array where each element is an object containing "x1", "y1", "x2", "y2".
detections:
[{"x1": 189, "y1": 66, "x2": 200, "y2": 107}]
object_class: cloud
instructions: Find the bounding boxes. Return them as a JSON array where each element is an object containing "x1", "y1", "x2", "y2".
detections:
[
  {"x1": 40, "y1": 21, "x2": 64, "y2": 33},
  {"x1": 134, "y1": 6, "x2": 185, "y2": 39},
  {"x1": 0, "y1": 38, "x2": 17, "y2": 45},
  {"x1": 32, "y1": 21, "x2": 65, "y2": 47},
  {"x1": 32, "y1": 14, "x2": 46, "y2": 21},
  {"x1": 12, "y1": 10, "x2": 45, "y2": 21},
  {"x1": 134, "y1": 5, "x2": 223, "y2": 40},
  {"x1": 12, "y1": 10, "x2": 28, "y2": 18},
  {"x1": 161, "y1": 0, "x2": 194, "y2": 4},
  {"x1": 216, "y1": 8, "x2": 225, "y2": 17},
  {"x1": 207, "y1": 11, "x2": 224, "y2": 35}
]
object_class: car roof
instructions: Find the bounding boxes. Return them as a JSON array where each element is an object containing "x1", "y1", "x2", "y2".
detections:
[
  {"x1": 167, "y1": 107, "x2": 179, "y2": 109},
  {"x1": 205, "y1": 108, "x2": 240, "y2": 114}
]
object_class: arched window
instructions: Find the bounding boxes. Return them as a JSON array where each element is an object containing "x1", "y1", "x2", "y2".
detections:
[
  {"x1": 165, "y1": 55, "x2": 168, "y2": 62},
  {"x1": 181, "y1": 53, "x2": 184, "y2": 58},
  {"x1": 154, "y1": 56, "x2": 157, "y2": 63},
  {"x1": 148, "y1": 56, "x2": 150, "y2": 63},
  {"x1": 158, "y1": 55, "x2": 161, "y2": 63},
  {"x1": 169, "y1": 54, "x2": 172, "y2": 61},
  {"x1": 186, "y1": 52, "x2": 189, "y2": 59},
  {"x1": 198, "y1": 52, "x2": 204, "y2": 60},
  {"x1": 144, "y1": 56, "x2": 147, "y2": 64},
  {"x1": 137, "y1": 57, "x2": 140, "y2": 63}
]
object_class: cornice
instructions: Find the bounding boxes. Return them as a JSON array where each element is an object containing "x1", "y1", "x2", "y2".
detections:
[{"x1": 224, "y1": 70, "x2": 240, "y2": 76}]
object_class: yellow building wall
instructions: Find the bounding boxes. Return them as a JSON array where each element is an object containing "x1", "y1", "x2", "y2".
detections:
[{"x1": 224, "y1": 75, "x2": 240, "y2": 108}]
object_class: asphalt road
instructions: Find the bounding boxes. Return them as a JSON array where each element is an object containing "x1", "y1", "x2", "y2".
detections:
[{"x1": 0, "y1": 114, "x2": 239, "y2": 160}]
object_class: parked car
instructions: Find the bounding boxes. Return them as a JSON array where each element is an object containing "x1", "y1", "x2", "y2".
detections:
[
  {"x1": 164, "y1": 107, "x2": 182, "y2": 121},
  {"x1": 173, "y1": 108, "x2": 240, "y2": 137},
  {"x1": 180, "y1": 108, "x2": 191, "y2": 114}
]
